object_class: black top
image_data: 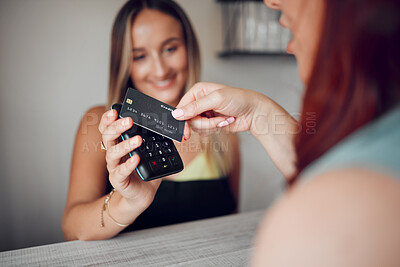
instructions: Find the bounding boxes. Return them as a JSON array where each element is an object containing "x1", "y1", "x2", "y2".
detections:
[{"x1": 106, "y1": 177, "x2": 237, "y2": 232}]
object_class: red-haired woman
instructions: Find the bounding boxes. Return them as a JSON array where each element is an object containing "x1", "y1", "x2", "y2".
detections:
[{"x1": 173, "y1": 0, "x2": 400, "y2": 265}]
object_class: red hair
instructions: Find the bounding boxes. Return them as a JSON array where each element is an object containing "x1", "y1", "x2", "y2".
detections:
[{"x1": 293, "y1": 0, "x2": 400, "y2": 183}]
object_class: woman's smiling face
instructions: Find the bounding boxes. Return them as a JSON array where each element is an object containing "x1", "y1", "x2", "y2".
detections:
[{"x1": 130, "y1": 9, "x2": 188, "y2": 107}]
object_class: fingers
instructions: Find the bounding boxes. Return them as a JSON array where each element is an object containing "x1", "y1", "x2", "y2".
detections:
[
  {"x1": 186, "y1": 116, "x2": 236, "y2": 136},
  {"x1": 180, "y1": 112, "x2": 229, "y2": 141},
  {"x1": 98, "y1": 109, "x2": 119, "y2": 149},
  {"x1": 182, "y1": 121, "x2": 191, "y2": 141},
  {"x1": 173, "y1": 82, "x2": 231, "y2": 140},
  {"x1": 109, "y1": 154, "x2": 141, "y2": 190},
  {"x1": 172, "y1": 89, "x2": 225, "y2": 121},
  {"x1": 98, "y1": 109, "x2": 117, "y2": 133},
  {"x1": 176, "y1": 82, "x2": 226, "y2": 109},
  {"x1": 188, "y1": 116, "x2": 232, "y2": 131},
  {"x1": 100, "y1": 116, "x2": 133, "y2": 150},
  {"x1": 106, "y1": 135, "x2": 142, "y2": 171}
]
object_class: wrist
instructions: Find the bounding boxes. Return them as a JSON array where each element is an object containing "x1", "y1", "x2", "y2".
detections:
[
  {"x1": 249, "y1": 92, "x2": 274, "y2": 137},
  {"x1": 103, "y1": 190, "x2": 149, "y2": 228},
  {"x1": 117, "y1": 191, "x2": 150, "y2": 215}
]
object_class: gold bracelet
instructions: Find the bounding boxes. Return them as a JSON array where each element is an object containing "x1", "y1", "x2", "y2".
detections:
[{"x1": 100, "y1": 189, "x2": 130, "y2": 227}]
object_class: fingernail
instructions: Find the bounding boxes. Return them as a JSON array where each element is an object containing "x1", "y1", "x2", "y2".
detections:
[
  {"x1": 217, "y1": 121, "x2": 229, "y2": 127},
  {"x1": 226, "y1": 117, "x2": 235, "y2": 124},
  {"x1": 172, "y1": 109, "x2": 184, "y2": 119},
  {"x1": 107, "y1": 110, "x2": 115, "y2": 118},
  {"x1": 122, "y1": 117, "x2": 130, "y2": 126}
]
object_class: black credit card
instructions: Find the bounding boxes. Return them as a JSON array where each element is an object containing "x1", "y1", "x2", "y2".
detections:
[{"x1": 120, "y1": 88, "x2": 184, "y2": 142}]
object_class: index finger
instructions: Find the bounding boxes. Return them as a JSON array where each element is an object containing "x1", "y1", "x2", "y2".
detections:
[
  {"x1": 172, "y1": 90, "x2": 224, "y2": 122},
  {"x1": 173, "y1": 82, "x2": 227, "y2": 121},
  {"x1": 176, "y1": 82, "x2": 226, "y2": 109},
  {"x1": 98, "y1": 109, "x2": 118, "y2": 134}
]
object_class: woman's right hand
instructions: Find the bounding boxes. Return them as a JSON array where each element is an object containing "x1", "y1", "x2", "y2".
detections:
[
  {"x1": 172, "y1": 82, "x2": 272, "y2": 139},
  {"x1": 98, "y1": 110, "x2": 161, "y2": 208},
  {"x1": 173, "y1": 82, "x2": 298, "y2": 178}
]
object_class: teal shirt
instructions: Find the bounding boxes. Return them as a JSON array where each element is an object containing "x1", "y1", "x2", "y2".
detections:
[{"x1": 300, "y1": 106, "x2": 400, "y2": 182}]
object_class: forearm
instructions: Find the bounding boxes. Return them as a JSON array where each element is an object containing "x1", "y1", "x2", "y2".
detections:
[
  {"x1": 62, "y1": 191, "x2": 149, "y2": 241},
  {"x1": 250, "y1": 93, "x2": 298, "y2": 179}
]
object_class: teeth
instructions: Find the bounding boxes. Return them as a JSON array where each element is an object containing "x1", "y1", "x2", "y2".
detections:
[{"x1": 154, "y1": 79, "x2": 172, "y2": 87}]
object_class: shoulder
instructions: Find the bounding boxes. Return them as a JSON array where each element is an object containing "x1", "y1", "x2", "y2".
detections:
[
  {"x1": 83, "y1": 105, "x2": 107, "y2": 124},
  {"x1": 252, "y1": 168, "x2": 400, "y2": 266},
  {"x1": 87, "y1": 105, "x2": 107, "y2": 114},
  {"x1": 73, "y1": 105, "x2": 107, "y2": 148},
  {"x1": 77, "y1": 105, "x2": 106, "y2": 132}
]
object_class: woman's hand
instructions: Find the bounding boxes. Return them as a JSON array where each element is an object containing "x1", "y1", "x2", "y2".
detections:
[
  {"x1": 98, "y1": 110, "x2": 161, "y2": 208},
  {"x1": 173, "y1": 82, "x2": 298, "y2": 179},
  {"x1": 172, "y1": 82, "x2": 270, "y2": 138}
]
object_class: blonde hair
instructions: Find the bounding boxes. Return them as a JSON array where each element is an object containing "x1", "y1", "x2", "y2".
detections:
[{"x1": 107, "y1": 0, "x2": 234, "y2": 177}]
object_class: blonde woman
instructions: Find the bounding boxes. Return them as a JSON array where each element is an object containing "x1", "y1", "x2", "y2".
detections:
[{"x1": 62, "y1": 0, "x2": 240, "y2": 241}]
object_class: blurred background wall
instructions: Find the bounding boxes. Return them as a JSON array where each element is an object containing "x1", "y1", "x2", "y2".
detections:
[{"x1": 0, "y1": 0, "x2": 301, "y2": 252}]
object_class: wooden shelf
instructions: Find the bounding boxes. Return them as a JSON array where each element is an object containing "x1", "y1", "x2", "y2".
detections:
[
  {"x1": 218, "y1": 50, "x2": 293, "y2": 58},
  {"x1": 217, "y1": 0, "x2": 263, "y2": 2}
]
